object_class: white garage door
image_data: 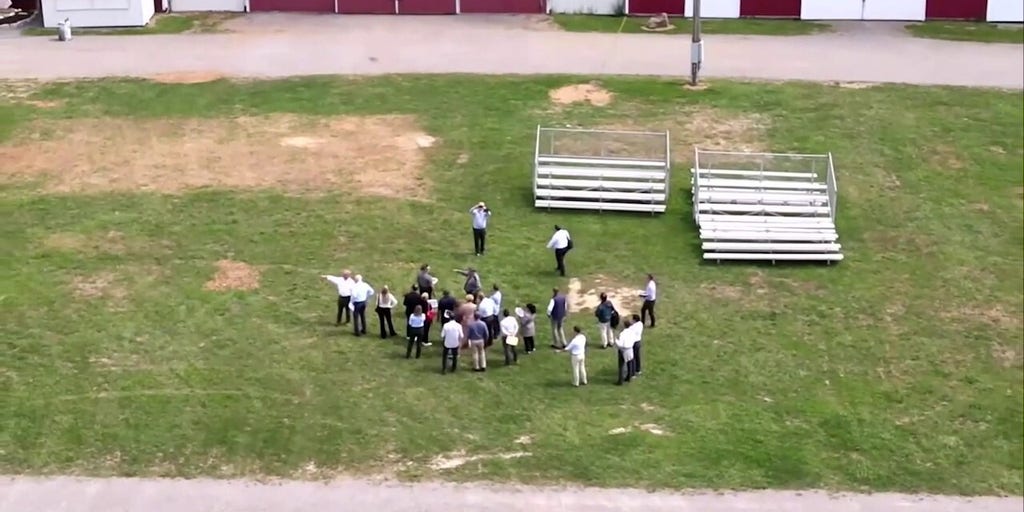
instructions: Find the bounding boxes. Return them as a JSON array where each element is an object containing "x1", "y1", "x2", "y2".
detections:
[
  {"x1": 800, "y1": 0, "x2": 861, "y2": 19},
  {"x1": 685, "y1": 0, "x2": 740, "y2": 18},
  {"x1": 171, "y1": 0, "x2": 246, "y2": 11},
  {"x1": 987, "y1": 0, "x2": 1024, "y2": 22},
  {"x1": 862, "y1": 0, "x2": 925, "y2": 20}
]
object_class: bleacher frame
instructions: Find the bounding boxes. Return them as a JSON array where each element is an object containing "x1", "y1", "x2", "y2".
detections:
[{"x1": 533, "y1": 127, "x2": 671, "y2": 214}]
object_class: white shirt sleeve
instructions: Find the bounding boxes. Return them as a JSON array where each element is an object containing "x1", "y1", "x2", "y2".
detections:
[
  {"x1": 546, "y1": 233, "x2": 557, "y2": 249},
  {"x1": 547, "y1": 299, "x2": 554, "y2": 315},
  {"x1": 325, "y1": 275, "x2": 341, "y2": 285}
]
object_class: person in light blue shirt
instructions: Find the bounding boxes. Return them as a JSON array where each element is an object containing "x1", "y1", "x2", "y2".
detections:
[{"x1": 469, "y1": 201, "x2": 491, "y2": 256}]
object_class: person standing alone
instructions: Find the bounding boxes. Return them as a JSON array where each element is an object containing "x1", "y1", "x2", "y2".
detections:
[
  {"x1": 546, "y1": 225, "x2": 572, "y2": 277},
  {"x1": 469, "y1": 202, "x2": 491, "y2": 256},
  {"x1": 640, "y1": 274, "x2": 657, "y2": 328},
  {"x1": 321, "y1": 270, "x2": 354, "y2": 326},
  {"x1": 547, "y1": 288, "x2": 569, "y2": 348},
  {"x1": 562, "y1": 326, "x2": 588, "y2": 387}
]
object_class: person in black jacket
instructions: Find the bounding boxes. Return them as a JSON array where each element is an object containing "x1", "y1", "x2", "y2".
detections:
[
  {"x1": 403, "y1": 285, "x2": 422, "y2": 320},
  {"x1": 437, "y1": 290, "x2": 457, "y2": 328}
]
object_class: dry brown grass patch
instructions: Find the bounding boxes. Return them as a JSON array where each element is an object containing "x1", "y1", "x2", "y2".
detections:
[
  {"x1": 71, "y1": 272, "x2": 127, "y2": 301},
  {"x1": 566, "y1": 276, "x2": 641, "y2": 315},
  {"x1": 43, "y1": 231, "x2": 128, "y2": 254},
  {"x1": 549, "y1": 83, "x2": 614, "y2": 107},
  {"x1": 579, "y1": 107, "x2": 768, "y2": 156},
  {"x1": 204, "y1": 260, "x2": 261, "y2": 292},
  {"x1": 1, "y1": 115, "x2": 435, "y2": 198},
  {"x1": 927, "y1": 144, "x2": 967, "y2": 171},
  {"x1": 990, "y1": 343, "x2": 1023, "y2": 368},
  {"x1": 149, "y1": 71, "x2": 225, "y2": 84},
  {"x1": 941, "y1": 304, "x2": 1022, "y2": 331}
]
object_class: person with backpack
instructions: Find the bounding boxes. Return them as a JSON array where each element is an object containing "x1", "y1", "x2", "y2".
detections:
[
  {"x1": 595, "y1": 293, "x2": 618, "y2": 349},
  {"x1": 546, "y1": 225, "x2": 573, "y2": 277}
]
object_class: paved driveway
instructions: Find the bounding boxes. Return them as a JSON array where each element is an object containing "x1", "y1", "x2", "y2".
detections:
[
  {"x1": 2, "y1": 476, "x2": 1023, "y2": 512},
  {"x1": 0, "y1": 14, "x2": 1021, "y2": 87}
]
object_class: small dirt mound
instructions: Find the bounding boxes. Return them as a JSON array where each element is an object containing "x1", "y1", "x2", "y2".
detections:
[
  {"x1": 149, "y1": 71, "x2": 225, "y2": 84},
  {"x1": 549, "y1": 83, "x2": 613, "y2": 107},
  {"x1": 204, "y1": 260, "x2": 260, "y2": 291}
]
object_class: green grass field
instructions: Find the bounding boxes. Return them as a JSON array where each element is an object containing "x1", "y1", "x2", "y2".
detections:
[
  {"x1": 906, "y1": 21, "x2": 1024, "y2": 44},
  {"x1": 0, "y1": 76, "x2": 1021, "y2": 495},
  {"x1": 551, "y1": 15, "x2": 830, "y2": 35}
]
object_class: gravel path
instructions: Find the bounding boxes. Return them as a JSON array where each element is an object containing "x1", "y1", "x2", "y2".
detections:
[
  {"x1": 0, "y1": 15, "x2": 1021, "y2": 87},
  {"x1": 2, "y1": 476, "x2": 1022, "y2": 512}
]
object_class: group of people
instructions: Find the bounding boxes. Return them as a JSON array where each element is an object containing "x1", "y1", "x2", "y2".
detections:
[{"x1": 318, "y1": 202, "x2": 659, "y2": 386}]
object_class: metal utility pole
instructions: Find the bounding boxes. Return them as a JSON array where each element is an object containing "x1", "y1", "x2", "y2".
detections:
[{"x1": 690, "y1": 0, "x2": 703, "y2": 85}]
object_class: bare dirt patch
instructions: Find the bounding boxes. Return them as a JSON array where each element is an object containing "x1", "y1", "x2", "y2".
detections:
[
  {"x1": 927, "y1": 144, "x2": 967, "y2": 171},
  {"x1": 567, "y1": 107, "x2": 768, "y2": 157},
  {"x1": 149, "y1": 71, "x2": 225, "y2": 84},
  {"x1": 1, "y1": 115, "x2": 435, "y2": 198},
  {"x1": 566, "y1": 276, "x2": 641, "y2": 314},
  {"x1": 427, "y1": 450, "x2": 531, "y2": 471},
  {"x1": 204, "y1": 260, "x2": 261, "y2": 292},
  {"x1": 991, "y1": 343, "x2": 1022, "y2": 368},
  {"x1": 549, "y1": 83, "x2": 614, "y2": 107},
  {"x1": 942, "y1": 305, "x2": 1022, "y2": 330},
  {"x1": 71, "y1": 272, "x2": 127, "y2": 301}
]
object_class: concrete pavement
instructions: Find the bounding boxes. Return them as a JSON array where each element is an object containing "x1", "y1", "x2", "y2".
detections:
[
  {"x1": 2, "y1": 476, "x2": 1023, "y2": 512},
  {"x1": 0, "y1": 14, "x2": 1021, "y2": 87}
]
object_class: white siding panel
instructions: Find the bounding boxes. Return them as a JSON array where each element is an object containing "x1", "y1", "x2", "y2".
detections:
[
  {"x1": 548, "y1": 0, "x2": 622, "y2": 14},
  {"x1": 44, "y1": 0, "x2": 152, "y2": 27},
  {"x1": 685, "y1": 0, "x2": 739, "y2": 18},
  {"x1": 987, "y1": 0, "x2": 1024, "y2": 22},
  {"x1": 800, "y1": 0, "x2": 862, "y2": 19},
  {"x1": 863, "y1": 0, "x2": 925, "y2": 20}
]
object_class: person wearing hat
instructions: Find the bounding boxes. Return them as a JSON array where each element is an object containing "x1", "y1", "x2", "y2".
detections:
[{"x1": 469, "y1": 201, "x2": 491, "y2": 256}]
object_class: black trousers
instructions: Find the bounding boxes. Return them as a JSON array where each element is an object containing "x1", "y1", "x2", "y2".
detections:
[
  {"x1": 376, "y1": 307, "x2": 396, "y2": 338},
  {"x1": 641, "y1": 300, "x2": 656, "y2": 327},
  {"x1": 633, "y1": 341, "x2": 642, "y2": 374},
  {"x1": 442, "y1": 347, "x2": 459, "y2": 374},
  {"x1": 473, "y1": 228, "x2": 487, "y2": 255},
  {"x1": 523, "y1": 336, "x2": 535, "y2": 353},
  {"x1": 421, "y1": 286, "x2": 434, "y2": 299},
  {"x1": 616, "y1": 350, "x2": 635, "y2": 384},
  {"x1": 503, "y1": 341, "x2": 518, "y2": 365},
  {"x1": 336, "y1": 296, "x2": 351, "y2": 325},
  {"x1": 485, "y1": 316, "x2": 499, "y2": 342},
  {"x1": 423, "y1": 319, "x2": 433, "y2": 343},
  {"x1": 406, "y1": 326, "x2": 424, "y2": 359},
  {"x1": 554, "y1": 247, "x2": 569, "y2": 276},
  {"x1": 352, "y1": 301, "x2": 368, "y2": 335}
]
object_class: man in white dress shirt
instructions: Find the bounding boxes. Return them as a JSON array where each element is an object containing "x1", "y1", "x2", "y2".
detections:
[
  {"x1": 639, "y1": 274, "x2": 657, "y2": 328},
  {"x1": 469, "y1": 202, "x2": 491, "y2": 256},
  {"x1": 615, "y1": 317, "x2": 640, "y2": 385},
  {"x1": 476, "y1": 293, "x2": 499, "y2": 345},
  {"x1": 546, "y1": 225, "x2": 572, "y2": 277},
  {"x1": 628, "y1": 313, "x2": 645, "y2": 376},
  {"x1": 349, "y1": 274, "x2": 375, "y2": 337},
  {"x1": 440, "y1": 312, "x2": 464, "y2": 375},
  {"x1": 562, "y1": 326, "x2": 588, "y2": 387},
  {"x1": 321, "y1": 270, "x2": 354, "y2": 326}
]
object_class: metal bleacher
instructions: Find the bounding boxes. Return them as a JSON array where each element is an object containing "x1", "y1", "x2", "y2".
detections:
[
  {"x1": 533, "y1": 127, "x2": 671, "y2": 214},
  {"x1": 691, "y1": 149, "x2": 843, "y2": 264}
]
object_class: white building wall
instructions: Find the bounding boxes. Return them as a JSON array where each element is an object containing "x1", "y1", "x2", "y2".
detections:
[
  {"x1": 43, "y1": 0, "x2": 154, "y2": 27},
  {"x1": 685, "y1": 0, "x2": 739, "y2": 18},
  {"x1": 170, "y1": 0, "x2": 246, "y2": 11},
  {"x1": 800, "y1": 0, "x2": 862, "y2": 19},
  {"x1": 548, "y1": 0, "x2": 622, "y2": 15},
  {"x1": 987, "y1": 0, "x2": 1024, "y2": 22},
  {"x1": 862, "y1": 0, "x2": 925, "y2": 21}
]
